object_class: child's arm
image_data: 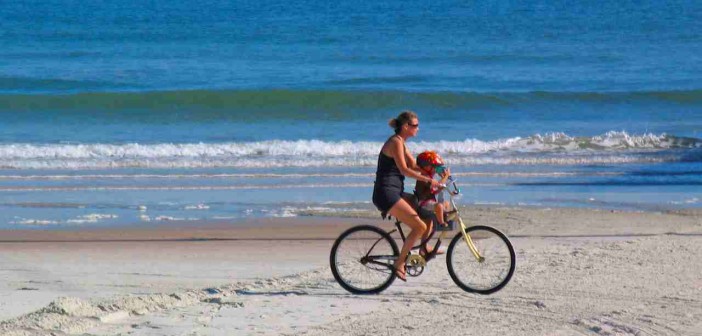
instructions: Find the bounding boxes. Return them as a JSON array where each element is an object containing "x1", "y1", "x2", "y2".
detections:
[
  {"x1": 439, "y1": 175, "x2": 449, "y2": 185},
  {"x1": 431, "y1": 175, "x2": 448, "y2": 194},
  {"x1": 438, "y1": 167, "x2": 451, "y2": 188}
]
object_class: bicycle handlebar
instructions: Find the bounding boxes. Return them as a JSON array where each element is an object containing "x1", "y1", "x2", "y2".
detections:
[{"x1": 447, "y1": 175, "x2": 460, "y2": 195}]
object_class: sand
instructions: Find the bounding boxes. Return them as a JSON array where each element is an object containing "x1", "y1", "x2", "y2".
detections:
[{"x1": 1, "y1": 207, "x2": 701, "y2": 335}]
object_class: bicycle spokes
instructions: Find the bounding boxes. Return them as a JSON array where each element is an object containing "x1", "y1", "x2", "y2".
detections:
[
  {"x1": 330, "y1": 225, "x2": 399, "y2": 294},
  {"x1": 446, "y1": 226, "x2": 516, "y2": 294}
]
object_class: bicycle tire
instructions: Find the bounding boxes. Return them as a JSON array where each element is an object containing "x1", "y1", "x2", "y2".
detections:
[
  {"x1": 330, "y1": 225, "x2": 399, "y2": 294},
  {"x1": 446, "y1": 225, "x2": 515, "y2": 294}
]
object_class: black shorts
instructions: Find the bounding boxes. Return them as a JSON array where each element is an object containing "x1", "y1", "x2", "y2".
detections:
[
  {"x1": 373, "y1": 188, "x2": 433, "y2": 220},
  {"x1": 372, "y1": 185, "x2": 403, "y2": 213}
]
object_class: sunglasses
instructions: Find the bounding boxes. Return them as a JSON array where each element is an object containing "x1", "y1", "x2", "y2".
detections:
[{"x1": 407, "y1": 123, "x2": 419, "y2": 128}]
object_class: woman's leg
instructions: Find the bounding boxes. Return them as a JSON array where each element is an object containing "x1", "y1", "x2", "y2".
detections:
[{"x1": 388, "y1": 199, "x2": 427, "y2": 279}]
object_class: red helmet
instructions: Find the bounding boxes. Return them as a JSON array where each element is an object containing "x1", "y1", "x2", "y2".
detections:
[{"x1": 417, "y1": 151, "x2": 443, "y2": 169}]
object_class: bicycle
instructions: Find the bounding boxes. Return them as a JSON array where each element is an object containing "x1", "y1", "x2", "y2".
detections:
[{"x1": 329, "y1": 177, "x2": 516, "y2": 294}]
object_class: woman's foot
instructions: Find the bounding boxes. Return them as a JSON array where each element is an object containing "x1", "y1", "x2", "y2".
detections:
[{"x1": 394, "y1": 266, "x2": 407, "y2": 282}]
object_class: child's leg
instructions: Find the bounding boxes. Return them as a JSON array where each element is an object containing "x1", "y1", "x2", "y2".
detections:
[
  {"x1": 434, "y1": 203, "x2": 446, "y2": 226},
  {"x1": 421, "y1": 217, "x2": 433, "y2": 243}
]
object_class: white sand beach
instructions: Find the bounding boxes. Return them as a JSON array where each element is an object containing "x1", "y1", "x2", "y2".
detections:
[{"x1": 1, "y1": 207, "x2": 701, "y2": 335}]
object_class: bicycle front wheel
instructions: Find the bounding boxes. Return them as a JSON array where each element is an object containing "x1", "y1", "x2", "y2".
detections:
[
  {"x1": 446, "y1": 225, "x2": 515, "y2": 294},
  {"x1": 330, "y1": 225, "x2": 399, "y2": 294}
]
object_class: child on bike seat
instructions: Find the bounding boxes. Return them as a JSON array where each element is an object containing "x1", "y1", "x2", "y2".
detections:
[{"x1": 415, "y1": 151, "x2": 451, "y2": 227}]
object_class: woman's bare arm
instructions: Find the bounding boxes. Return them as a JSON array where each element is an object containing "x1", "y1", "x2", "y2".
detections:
[
  {"x1": 404, "y1": 145, "x2": 418, "y2": 170},
  {"x1": 388, "y1": 138, "x2": 433, "y2": 183}
]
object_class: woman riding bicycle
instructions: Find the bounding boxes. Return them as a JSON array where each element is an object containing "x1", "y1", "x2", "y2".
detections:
[{"x1": 372, "y1": 110, "x2": 440, "y2": 282}]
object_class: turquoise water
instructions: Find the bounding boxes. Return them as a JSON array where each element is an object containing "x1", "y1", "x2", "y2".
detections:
[{"x1": 0, "y1": 0, "x2": 701, "y2": 228}]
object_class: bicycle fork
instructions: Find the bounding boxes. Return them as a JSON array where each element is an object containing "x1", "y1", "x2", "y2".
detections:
[
  {"x1": 458, "y1": 217, "x2": 485, "y2": 262},
  {"x1": 449, "y1": 198, "x2": 485, "y2": 263}
]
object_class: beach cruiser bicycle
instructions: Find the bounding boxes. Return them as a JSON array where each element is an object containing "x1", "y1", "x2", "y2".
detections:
[{"x1": 330, "y1": 176, "x2": 515, "y2": 294}]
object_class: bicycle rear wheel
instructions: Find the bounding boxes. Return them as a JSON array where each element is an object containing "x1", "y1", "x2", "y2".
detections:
[
  {"x1": 330, "y1": 225, "x2": 399, "y2": 294},
  {"x1": 446, "y1": 225, "x2": 515, "y2": 294}
]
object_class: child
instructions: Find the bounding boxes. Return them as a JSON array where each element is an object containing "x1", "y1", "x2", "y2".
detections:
[{"x1": 415, "y1": 150, "x2": 451, "y2": 228}]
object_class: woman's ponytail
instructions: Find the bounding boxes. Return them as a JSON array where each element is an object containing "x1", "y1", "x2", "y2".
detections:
[{"x1": 389, "y1": 110, "x2": 417, "y2": 134}]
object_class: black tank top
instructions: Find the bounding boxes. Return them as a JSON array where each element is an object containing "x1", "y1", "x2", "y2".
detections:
[{"x1": 374, "y1": 137, "x2": 405, "y2": 190}]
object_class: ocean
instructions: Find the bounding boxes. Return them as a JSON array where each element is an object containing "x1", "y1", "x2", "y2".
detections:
[{"x1": 1, "y1": 0, "x2": 701, "y2": 228}]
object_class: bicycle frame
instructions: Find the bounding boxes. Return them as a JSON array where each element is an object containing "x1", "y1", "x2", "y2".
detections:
[
  {"x1": 331, "y1": 175, "x2": 514, "y2": 294},
  {"x1": 391, "y1": 177, "x2": 485, "y2": 263}
]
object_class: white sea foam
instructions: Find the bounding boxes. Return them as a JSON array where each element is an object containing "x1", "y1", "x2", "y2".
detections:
[
  {"x1": 212, "y1": 215, "x2": 239, "y2": 219},
  {"x1": 669, "y1": 197, "x2": 700, "y2": 205},
  {"x1": 265, "y1": 207, "x2": 299, "y2": 218},
  {"x1": 0, "y1": 173, "x2": 374, "y2": 180},
  {"x1": 0, "y1": 132, "x2": 697, "y2": 169},
  {"x1": 270, "y1": 205, "x2": 378, "y2": 218},
  {"x1": 153, "y1": 216, "x2": 197, "y2": 221},
  {"x1": 10, "y1": 214, "x2": 118, "y2": 226},
  {"x1": 0, "y1": 171, "x2": 625, "y2": 182},
  {"x1": 184, "y1": 204, "x2": 210, "y2": 210},
  {"x1": 0, "y1": 183, "x2": 374, "y2": 192},
  {"x1": 66, "y1": 213, "x2": 118, "y2": 224},
  {"x1": 10, "y1": 218, "x2": 60, "y2": 225},
  {"x1": 474, "y1": 202, "x2": 505, "y2": 206}
]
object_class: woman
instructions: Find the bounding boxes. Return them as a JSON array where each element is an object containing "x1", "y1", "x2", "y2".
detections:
[{"x1": 372, "y1": 110, "x2": 440, "y2": 281}]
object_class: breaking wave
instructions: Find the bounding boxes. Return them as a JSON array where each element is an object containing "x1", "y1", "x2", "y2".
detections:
[{"x1": 0, "y1": 131, "x2": 699, "y2": 169}]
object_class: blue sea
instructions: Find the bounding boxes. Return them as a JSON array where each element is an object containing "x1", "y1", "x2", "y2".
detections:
[{"x1": 1, "y1": 0, "x2": 701, "y2": 228}]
